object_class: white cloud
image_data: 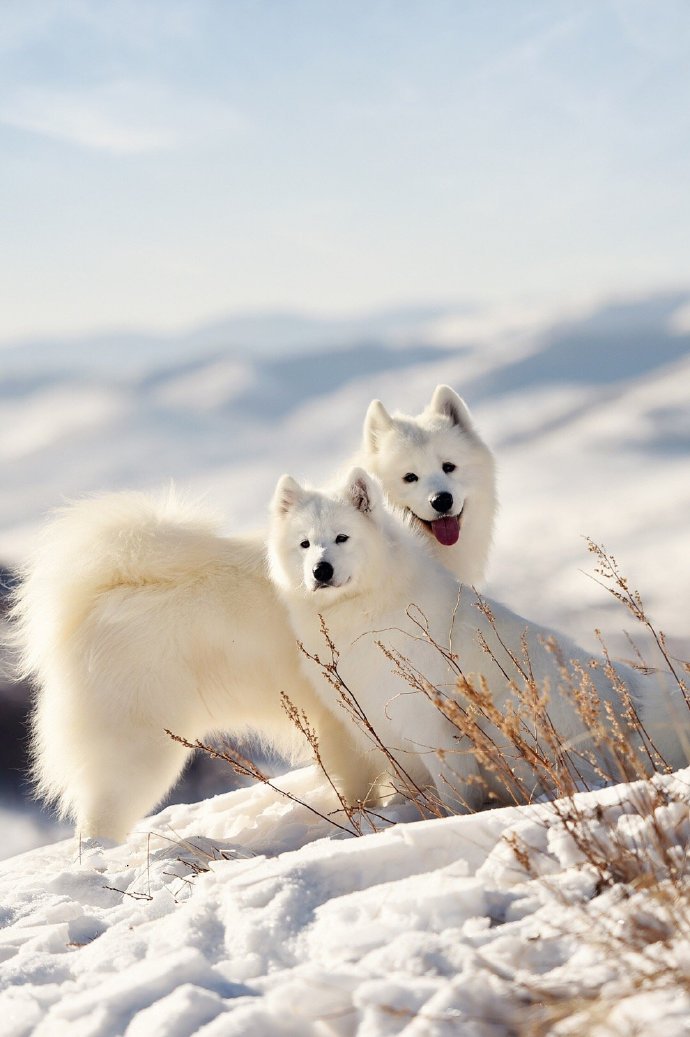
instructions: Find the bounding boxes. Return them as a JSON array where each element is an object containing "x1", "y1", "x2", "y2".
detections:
[{"x1": 0, "y1": 80, "x2": 241, "y2": 155}]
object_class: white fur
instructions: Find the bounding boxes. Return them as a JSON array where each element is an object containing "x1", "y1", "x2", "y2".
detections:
[
  {"x1": 269, "y1": 469, "x2": 689, "y2": 811},
  {"x1": 12, "y1": 491, "x2": 376, "y2": 841},
  {"x1": 357, "y1": 385, "x2": 497, "y2": 586},
  {"x1": 13, "y1": 387, "x2": 497, "y2": 840}
]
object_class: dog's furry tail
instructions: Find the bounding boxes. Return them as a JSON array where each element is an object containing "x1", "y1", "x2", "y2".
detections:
[
  {"x1": 8, "y1": 488, "x2": 225, "y2": 819},
  {"x1": 9, "y1": 488, "x2": 223, "y2": 683}
]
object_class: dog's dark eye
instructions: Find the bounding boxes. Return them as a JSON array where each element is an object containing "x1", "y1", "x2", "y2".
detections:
[
  {"x1": 442, "y1": 462, "x2": 456, "y2": 474},
  {"x1": 403, "y1": 473, "x2": 418, "y2": 483},
  {"x1": 335, "y1": 534, "x2": 349, "y2": 544},
  {"x1": 300, "y1": 540, "x2": 310, "y2": 549}
]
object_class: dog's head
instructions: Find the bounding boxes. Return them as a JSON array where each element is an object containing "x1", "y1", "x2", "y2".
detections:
[
  {"x1": 362, "y1": 385, "x2": 488, "y2": 549},
  {"x1": 268, "y1": 467, "x2": 384, "y2": 604}
]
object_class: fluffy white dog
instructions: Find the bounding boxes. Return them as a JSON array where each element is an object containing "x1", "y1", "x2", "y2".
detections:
[
  {"x1": 14, "y1": 491, "x2": 377, "y2": 841},
  {"x1": 13, "y1": 388, "x2": 497, "y2": 840},
  {"x1": 268, "y1": 468, "x2": 689, "y2": 810},
  {"x1": 359, "y1": 384, "x2": 496, "y2": 586}
]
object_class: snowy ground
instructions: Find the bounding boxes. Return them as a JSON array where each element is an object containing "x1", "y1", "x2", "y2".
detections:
[
  {"x1": 2, "y1": 767, "x2": 690, "y2": 1037},
  {"x1": 1, "y1": 291, "x2": 689, "y2": 1032}
]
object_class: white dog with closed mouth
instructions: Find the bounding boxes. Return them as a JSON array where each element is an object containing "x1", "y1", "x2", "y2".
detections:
[
  {"x1": 13, "y1": 387, "x2": 497, "y2": 840},
  {"x1": 268, "y1": 468, "x2": 689, "y2": 811}
]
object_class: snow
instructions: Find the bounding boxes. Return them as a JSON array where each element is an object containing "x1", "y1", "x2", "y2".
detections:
[
  {"x1": 2, "y1": 768, "x2": 690, "y2": 1036},
  {"x1": 1, "y1": 291, "x2": 689, "y2": 1033}
]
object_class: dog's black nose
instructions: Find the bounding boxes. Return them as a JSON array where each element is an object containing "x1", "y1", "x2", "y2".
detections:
[
  {"x1": 431, "y1": 492, "x2": 453, "y2": 514},
  {"x1": 313, "y1": 560, "x2": 334, "y2": 584}
]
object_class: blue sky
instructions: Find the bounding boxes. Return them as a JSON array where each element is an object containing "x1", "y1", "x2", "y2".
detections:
[{"x1": 1, "y1": 0, "x2": 689, "y2": 342}]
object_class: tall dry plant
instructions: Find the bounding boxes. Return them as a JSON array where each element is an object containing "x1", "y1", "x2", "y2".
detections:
[
  {"x1": 291, "y1": 541, "x2": 688, "y2": 815},
  {"x1": 171, "y1": 540, "x2": 688, "y2": 837}
]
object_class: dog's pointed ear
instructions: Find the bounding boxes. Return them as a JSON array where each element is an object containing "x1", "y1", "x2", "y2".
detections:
[
  {"x1": 272, "y1": 474, "x2": 304, "y2": 516},
  {"x1": 429, "y1": 385, "x2": 474, "y2": 431},
  {"x1": 363, "y1": 399, "x2": 393, "y2": 453},
  {"x1": 344, "y1": 467, "x2": 381, "y2": 515}
]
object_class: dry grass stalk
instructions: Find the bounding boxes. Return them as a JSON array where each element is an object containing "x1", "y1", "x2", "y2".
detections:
[
  {"x1": 373, "y1": 543, "x2": 686, "y2": 810},
  {"x1": 585, "y1": 538, "x2": 689, "y2": 710},
  {"x1": 165, "y1": 728, "x2": 358, "y2": 837},
  {"x1": 506, "y1": 775, "x2": 690, "y2": 1036},
  {"x1": 173, "y1": 542, "x2": 687, "y2": 832},
  {"x1": 298, "y1": 615, "x2": 448, "y2": 818}
]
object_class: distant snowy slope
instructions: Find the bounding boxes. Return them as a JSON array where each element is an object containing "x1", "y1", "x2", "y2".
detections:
[
  {"x1": 482, "y1": 351, "x2": 690, "y2": 651},
  {"x1": 470, "y1": 292, "x2": 690, "y2": 394},
  {"x1": 1, "y1": 289, "x2": 688, "y2": 651},
  {"x1": 0, "y1": 305, "x2": 460, "y2": 376}
]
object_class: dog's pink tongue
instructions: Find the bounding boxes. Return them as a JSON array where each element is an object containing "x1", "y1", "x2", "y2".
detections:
[{"x1": 431, "y1": 516, "x2": 460, "y2": 546}]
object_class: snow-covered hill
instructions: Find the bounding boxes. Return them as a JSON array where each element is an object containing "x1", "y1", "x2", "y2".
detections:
[{"x1": 2, "y1": 768, "x2": 689, "y2": 1036}]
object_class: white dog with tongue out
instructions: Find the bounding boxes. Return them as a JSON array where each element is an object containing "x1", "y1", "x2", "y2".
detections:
[{"x1": 357, "y1": 385, "x2": 497, "y2": 586}]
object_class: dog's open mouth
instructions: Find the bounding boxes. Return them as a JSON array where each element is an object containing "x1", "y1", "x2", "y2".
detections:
[{"x1": 414, "y1": 508, "x2": 464, "y2": 547}]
